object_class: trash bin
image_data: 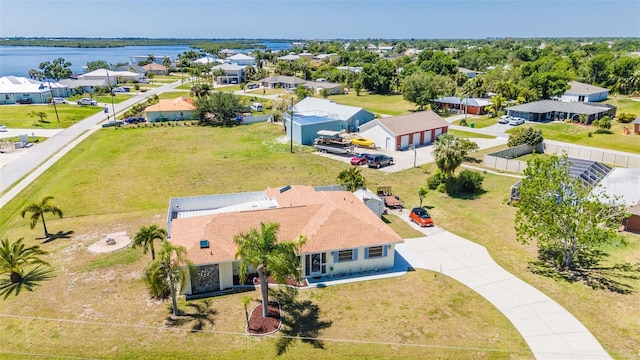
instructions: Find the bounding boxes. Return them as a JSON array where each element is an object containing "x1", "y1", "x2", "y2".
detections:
[{"x1": 470, "y1": 122, "x2": 475, "y2": 128}]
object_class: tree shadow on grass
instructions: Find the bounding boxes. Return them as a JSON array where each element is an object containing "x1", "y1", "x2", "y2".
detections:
[
  {"x1": 42, "y1": 230, "x2": 74, "y2": 243},
  {"x1": 271, "y1": 287, "x2": 332, "y2": 356},
  {"x1": 164, "y1": 299, "x2": 217, "y2": 332},
  {"x1": 528, "y1": 254, "x2": 640, "y2": 295}
]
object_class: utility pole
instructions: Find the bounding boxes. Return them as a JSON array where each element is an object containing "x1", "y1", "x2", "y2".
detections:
[
  {"x1": 290, "y1": 97, "x2": 294, "y2": 153},
  {"x1": 106, "y1": 70, "x2": 117, "y2": 125},
  {"x1": 48, "y1": 80, "x2": 61, "y2": 123}
]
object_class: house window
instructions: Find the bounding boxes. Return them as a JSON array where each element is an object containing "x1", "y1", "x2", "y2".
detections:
[
  {"x1": 368, "y1": 246, "x2": 384, "y2": 258},
  {"x1": 337, "y1": 250, "x2": 354, "y2": 262}
]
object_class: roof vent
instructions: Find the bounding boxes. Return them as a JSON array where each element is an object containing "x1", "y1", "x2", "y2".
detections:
[
  {"x1": 280, "y1": 185, "x2": 291, "y2": 193},
  {"x1": 199, "y1": 239, "x2": 210, "y2": 249}
]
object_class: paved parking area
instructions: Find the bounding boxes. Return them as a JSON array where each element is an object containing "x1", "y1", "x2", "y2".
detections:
[{"x1": 313, "y1": 136, "x2": 507, "y2": 173}]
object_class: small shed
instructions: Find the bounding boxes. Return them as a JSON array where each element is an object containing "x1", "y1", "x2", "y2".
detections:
[
  {"x1": 633, "y1": 116, "x2": 640, "y2": 135},
  {"x1": 353, "y1": 189, "x2": 385, "y2": 217}
]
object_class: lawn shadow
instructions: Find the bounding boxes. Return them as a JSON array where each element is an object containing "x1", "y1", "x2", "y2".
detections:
[
  {"x1": 271, "y1": 287, "x2": 332, "y2": 356},
  {"x1": 528, "y1": 259, "x2": 640, "y2": 295},
  {"x1": 164, "y1": 299, "x2": 217, "y2": 332},
  {"x1": 42, "y1": 230, "x2": 74, "y2": 243},
  {"x1": 449, "y1": 189, "x2": 486, "y2": 200}
]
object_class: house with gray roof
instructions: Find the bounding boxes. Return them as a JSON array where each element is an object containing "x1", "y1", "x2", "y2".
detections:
[
  {"x1": 225, "y1": 53, "x2": 255, "y2": 66},
  {"x1": 358, "y1": 111, "x2": 449, "y2": 151},
  {"x1": 506, "y1": 100, "x2": 616, "y2": 123},
  {"x1": 212, "y1": 63, "x2": 245, "y2": 84},
  {"x1": 557, "y1": 81, "x2": 609, "y2": 102},
  {"x1": 303, "y1": 81, "x2": 344, "y2": 95},
  {"x1": 261, "y1": 75, "x2": 307, "y2": 89},
  {"x1": 0, "y1": 76, "x2": 68, "y2": 104},
  {"x1": 458, "y1": 67, "x2": 482, "y2": 78}
]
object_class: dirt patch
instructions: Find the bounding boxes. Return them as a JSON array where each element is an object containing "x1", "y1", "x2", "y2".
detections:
[{"x1": 247, "y1": 301, "x2": 281, "y2": 335}]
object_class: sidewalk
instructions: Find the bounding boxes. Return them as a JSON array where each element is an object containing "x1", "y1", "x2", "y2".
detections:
[{"x1": 391, "y1": 211, "x2": 610, "y2": 360}]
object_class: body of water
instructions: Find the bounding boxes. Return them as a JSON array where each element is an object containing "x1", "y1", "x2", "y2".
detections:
[{"x1": 0, "y1": 42, "x2": 292, "y2": 77}]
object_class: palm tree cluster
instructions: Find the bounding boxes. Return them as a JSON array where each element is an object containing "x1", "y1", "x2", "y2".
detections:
[{"x1": 20, "y1": 196, "x2": 63, "y2": 238}]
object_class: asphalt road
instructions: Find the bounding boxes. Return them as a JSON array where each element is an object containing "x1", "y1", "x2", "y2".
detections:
[{"x1": 0, "y1": 81, "x2": 180, "y2": 209}]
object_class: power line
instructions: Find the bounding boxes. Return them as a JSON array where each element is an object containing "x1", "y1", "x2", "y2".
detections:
[{"x1": 0, "y1": 313, "x2": 531, "y2": 356}]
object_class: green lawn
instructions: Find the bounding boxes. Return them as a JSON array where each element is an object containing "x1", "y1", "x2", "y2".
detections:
[
  {"x1": 215, "y1": 85, "x2": 243, "y2": 92},
  {"x1": 452, "y1": 115, "x2": 497, "y2": 129},
  {"x1": 447, "y1": 129, "x2": 497, "y2": 139},
  {"x1": 0, "y1": 123, "x2": 638, "y2": 358},
  {"x1": 0, "y1": 104, "x2": 102, "y2": 128},
  {"x1": 510, "y1": 122, "x2": 640, "y2": 154},
  {"x1": 157, "y1": 91, "x2": 192, "y2": 100},
  {"x1": 605, "y1": 97, "x2": 640, "y2": 115},
  {"x1": 246, "y1": 87, "x2": 285, "y2": 96},
  {"x1": 329, "y1": 92, "x2": 416, "y2": 116}
]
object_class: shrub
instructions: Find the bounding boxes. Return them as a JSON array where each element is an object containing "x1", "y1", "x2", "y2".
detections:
[
  {"x1": 456, "y1": 170, "x2": 484, "y2": 194},
  {"x1": 592, "y1": 116, "x2": 612, "y2": 133},
  {"x1": 436, "y1": 183, "x2": 447, "y2": 193},
  {"x1": 459, "y1": 118, "x2": 467, "y2": 126},
  {"x1": 508, "y1": 127, "x2": 544, "y2": 147},
  {"x1": 427, "y1": 171, "x2": 448, "y2": 190},
  {"x1": 617, "y1": 113, "x2": 635, "y2": 124}
]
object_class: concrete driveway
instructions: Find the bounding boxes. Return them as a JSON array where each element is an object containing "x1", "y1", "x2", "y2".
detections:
[{"x1": 392, "y1": 210, "x2": 610, "y2": 360}]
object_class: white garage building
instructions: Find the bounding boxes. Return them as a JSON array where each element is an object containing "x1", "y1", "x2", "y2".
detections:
[{"x1": 358, "y1": 111, "x2": 449, "y2": 151}]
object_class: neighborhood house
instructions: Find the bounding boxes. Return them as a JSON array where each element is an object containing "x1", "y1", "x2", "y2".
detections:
[
  {"x1": 144, "y1": 97, "x2": 195, "y2": 122},
  {"x1": 358, "y1": 111, "x2": 450, "y2": 150},
  {"x1": 166, "y1": 185, "x2": 404, "y2": 297}
]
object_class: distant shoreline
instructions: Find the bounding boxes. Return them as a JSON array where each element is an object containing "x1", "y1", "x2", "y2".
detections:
[{"x1": 0, "y1": 38, "x2": 298, "y2": 49}]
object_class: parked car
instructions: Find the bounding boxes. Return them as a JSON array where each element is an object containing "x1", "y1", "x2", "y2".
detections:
[
  {"x1": 498, "y1": 115, "x2": 511, "y2": 124},
  {"x1": 351, "y1": 137, "x2": 375, "y2": 147},
  {"x1": 0, "y1": 124, "x2": 7, "y2": 132},
  {"x1": 509, "y1": 117, "x2": 525, "y2": 126},
  {"x1": 124, "y1": 116, "x2": 146, "y2": 124},
  {"x1": 50, "y1": 97, "x2": 69, "y2": 104},
  {"x1": 77, "y1": 98, "x2": 98, "y2": 106},
  {"x1": 101, "y1": 120, "x2": 124, "y2": 128},
  {"x1": 17, "y1": 97, "x2": 33, "y2": 104},
  {"x1": 409, "y1": 207, "x2": 434, "y2": 227},
  {"x1": 112, "y1": 87, "x2": 130, "y2": 93},
  {"x1": 350, "y1": 153, "x2": 370, "y2": 166},
  {"x1": 367, "y1": 154, "x2": 394, "y2": 168},
  {"x1": 247, "y1": 83, "x2": 259, "y2": 89}
]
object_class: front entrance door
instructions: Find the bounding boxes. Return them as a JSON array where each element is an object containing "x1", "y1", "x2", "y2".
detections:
[{"x1": 305, "y1": 253, "x2": 326, "y2": 277}]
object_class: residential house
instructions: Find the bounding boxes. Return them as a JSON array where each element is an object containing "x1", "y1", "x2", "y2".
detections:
[
  {"x1": 436, "y1": 97, "x2": 490, "y2": 115},
  {"x1": 144, "y1": 97, "x2": 195, "y2": 122},
  {"x1": 0, "y1": 76, "x2": 68, "y2": 104},
  {"x1": 112, "y1": 64, "x2": 147, "y2": 75},
  {"x1": 277, "y1": 54, "x2": 301, "y2": 62},
  {"x1": 557, "y1": 81, "x2": 609, "y2": 102},
  {"x1": 458, "y1": 67, "x2": 481, "y2": 78},
  {"x1": 298, "y1": 52, "x2": 314, "y2": 60},
  {"x1": 633, "y1": 116, "x2": 640, "y2": 135},
  {"x1": 166, "y1": 185, "x2": 403, "y2": 296},
  {"x1": 506, "y1": 100, "x2": 616, "y2": 123},
  {"x1": 303, "y1": 81, "x2": 344, "y2": 96},
  {"x1": 194, "y1": 56, "x2": 222, "y2": 65},
  {"x1": 59, "y1": 78, "x2": 109, "y2": 94},
  {"x1": 336, "y1": 66, "x2": 363, "y2": 74},
  {"x1": 141, "y1": 63, "x2": 168, "y2": 76},
  {"x1": 212, "y1": 63, "x2": 245, "y2": 84},
  {"x1": 77, "y1": 69, "x2": 142, "y2": 85},
  {"x1": 260, "y1": 75, "x2": 307, "y2": 90},
  {"x1": 314, "y1": 54, "x2": 334, "y2": 61},
  {"x1": 358, "y1": 111, "x2": 449, "y2": 150},
  {"x1": 225, "y1": 53, "x2": 256, "y2": 66},
  {"x1": 284, "y1": 97, "x2": 375, "y2": 145}
]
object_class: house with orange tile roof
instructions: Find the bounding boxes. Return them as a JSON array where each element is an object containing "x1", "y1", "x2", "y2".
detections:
[
  {"x1": 166, "y1": 185, "x2": 404, "y2": 296},
  {"x1": 144, "y1": 97, "x2": 195, "y2": 122}
]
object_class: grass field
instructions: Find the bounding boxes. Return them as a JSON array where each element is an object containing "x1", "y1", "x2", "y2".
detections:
[
  {"x1": 246, "y1": 87, "x2": 286, "y2": 96},
  {"x1": 605, "y1": 97, "x2": 640, "y2": 115},
  {"x1": 510, "y1": 121, "x2": 640, "y2": 154},
  {"x1": 329, "y1": 92, "x2": 416, "y2": 116},
  {"x1": 0, "y1": 104, "x2": 102, "y2": 128},
  {"x1": 0, "y1": 123, "x2": 638, "y2": 358},
  {"x1": 452, "y1": 115, "x2": 496, "y2": 129},
  {"x1": 157, "y1": 91, "x2": 192, "y2": 100},
  {"x1": 447, "y1": 129, "x2": 497, "y2": 139}
]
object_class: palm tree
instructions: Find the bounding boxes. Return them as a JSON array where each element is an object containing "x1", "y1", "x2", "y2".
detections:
[
  {"x1": 27, "y1": 111, "x2": 48, "y2": 125},
  {"x1": 578, "y1": 113, "x2": 588, "y2": 124},
  {"x1": 132, "y1": 224, "x2": 167, "y2": 260},
  {"x1": 234, "y1": 222, "x2": 306, "y2": 318},
  {"x1": 418, "y1": 186, "x2": 429, "y2": 208},
  {"x1": 0, "y1": 238, "x2": 55, "y2": 299},
  {"x1": 432, "y1": 133, "x2": 465, "y2": 177},
  {"x1": 20, "y1": 196, "x2": 63, "y2": 238},
  {"x1": 337, "y1": 167, "x2": 367, "y2": 192},
  {"x1": 144, "y1": 240, "x2": 191, "y2": 316}
]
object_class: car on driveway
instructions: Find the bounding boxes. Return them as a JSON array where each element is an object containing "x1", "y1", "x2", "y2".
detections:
[
  {"x1": 17, "y1": 97, "x2": 33, "y2": 104},
  {"x1": 509, "y1": 117, "x2": 525, "y2": 126},
  {"x1": 409, "y1": 207, "x2": 434, "y2": 227},
  {"x1": 112, "y1": 87, "x2": 130, "y2": 93},
  {"x1": 367, "y1": 154, "x2": 394, "y2": 168},
  {"x1": 0, "y1": 124, "x2": 7, "y2": 132},
  {"x1": 124, "y1": 116, "x2": 146, "y2": 124},
  {"x1": 350, "y1": 153, "x2": 370, "y2": 166},
  {"x1": 498, "y1": 115, "x2": 511, "y2": 124},
  {"x1": 77, "y1": 98, "x2": 98, "y2": 106},
  {"x1": 51, "y1": 97, "x2": 69, "y2": 104}
]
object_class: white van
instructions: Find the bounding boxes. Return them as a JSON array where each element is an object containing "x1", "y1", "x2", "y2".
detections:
[{"x1": 251, "y1": 102, "x2": 263, "y2": 112}]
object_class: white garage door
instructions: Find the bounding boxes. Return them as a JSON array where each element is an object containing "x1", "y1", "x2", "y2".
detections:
[
  {"x1": 412, "y1": 133, "x2": 420, "y2": 147},
  {"x1": 434, "y1": 128, "x2": 443, "y2": 140},
  {"x1": 423, "y1": 130, "x2": 432, "y2": 145},
  {"x1": 400, "y1": 135, "x2": 410, "y2": 150}
]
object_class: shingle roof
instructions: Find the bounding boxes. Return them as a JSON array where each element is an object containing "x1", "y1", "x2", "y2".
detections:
[
  {"x1": 169, "y1": 186, "x2": 403, "y2": 265},
  {"x1": 372, "y1": 111, "x2": 449, "y2": 136},
  {"x1": 213, "y1": 63, "x2": 245, "y2": 71},
  {"x1": 506, "y1": 100, "x2": 611, "y2": 115},
  {"x1": 278, "y1": 54, "x2": 301, "y2": 61},
  {"x1": 0, "y1": 76, "x2": 50, "y2": 93},
  {"x1": 262, "y1": 75, "x2": 307, "y2": 85},
  {"x1": 565, "y1": 81, "x2": 609, "y2": 95},
  {"x1": 304, "y1": 81, "x2": 342, "y2": 89},
  {"x1": 141, "y1": 63, "x2": 167, "y2": 71},
  {"x1": 145, "y1": 97, "x2": 195, "y2": 112},
  {"x1": 436, "y1": 96, "x2": 490, "y2": 107},
  {"x1": 227, "y1": 53, "x2": 255, "y2": 61}
]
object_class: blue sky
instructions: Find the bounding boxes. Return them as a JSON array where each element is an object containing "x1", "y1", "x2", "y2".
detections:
[{"x1": 1, "y1": 0, "x2": 638, "y2": 39}]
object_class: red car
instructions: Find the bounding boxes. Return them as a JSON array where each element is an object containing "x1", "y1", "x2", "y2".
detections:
[
  {"x1": 350, "y1": 153, "x2": 370, "y2": 166},
  {"x1": 409, "y1": 207, "x2": 433, "y2": 227}
]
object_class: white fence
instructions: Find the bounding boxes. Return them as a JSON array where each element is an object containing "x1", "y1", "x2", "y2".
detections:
[
  {"x1": 483, "y1": 141, "x2": 640, "y2": 173},
  {"x1": 242, "y1": 114, "x2": 271, "y2": 124}
]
